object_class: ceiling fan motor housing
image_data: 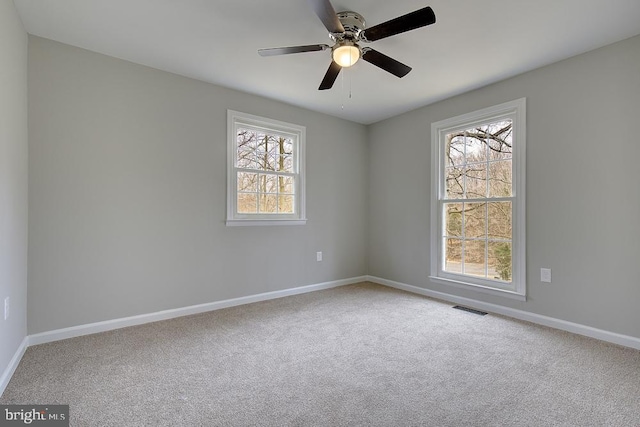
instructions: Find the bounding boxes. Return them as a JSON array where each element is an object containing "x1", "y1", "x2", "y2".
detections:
[{"x1": 332, "y1": 11, "x2": 366, "y2": 42}]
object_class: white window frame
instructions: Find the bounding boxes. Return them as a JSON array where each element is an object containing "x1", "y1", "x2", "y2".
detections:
[
  {"x1": 226, "y1": 110, "x2": 306, "y2": 226},
  {"x1": 430, "y1": 98, "x2": 526, "y2": 300}
]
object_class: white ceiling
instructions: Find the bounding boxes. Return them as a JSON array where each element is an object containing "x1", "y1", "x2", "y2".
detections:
[{"x1": 14, "y1": 0, "x2": 640, "y2": 124}]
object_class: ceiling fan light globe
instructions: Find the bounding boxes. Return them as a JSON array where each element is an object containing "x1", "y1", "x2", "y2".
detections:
[{"x1": 333, "y1": 45, "x2": 360, "y2": 67}]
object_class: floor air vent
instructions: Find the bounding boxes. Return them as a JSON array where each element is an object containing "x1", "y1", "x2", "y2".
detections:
[{"x1": 453, "y1": 306, "x2": 488, "y2": 316}]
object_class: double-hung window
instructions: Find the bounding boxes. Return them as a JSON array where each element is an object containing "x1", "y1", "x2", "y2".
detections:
[
  {"x1": 227, "y1": 110, "x2": 306, "y2": 226},
  {"x1": 430, "y1": 99, "x2": 526, "y2": 299}
]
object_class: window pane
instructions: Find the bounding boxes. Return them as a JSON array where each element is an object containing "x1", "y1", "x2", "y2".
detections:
[
  {"x1": 445, "y1": 203, "x2": 463, "y2": 237},
  {"x1": 267, "y1": 138, "x2": 278, "y2": 156},
  {"x1": 464, "y1": 132, "x2": 487, "y2": 163},
  {"x1": 278, "y1": 138, "x2": 295, "y2": 167},
  {"x1": 256, "y1": 134, "x2": 277, "y2": 153},
  {"x1": 254, "y1": 152, "x2": 276, "y2": 171},
  {"x1": 278, "y1": 195, "x2": 294, "y2": 213},
  {"x1": 237, "y1": 172, "x2": 257, "y2": 192},
  {"x1": 259, "y1": 194, "x2": 278, "y2": 213},
  {"x1": 487, "y1": 120, "x2": 513, "y2": 161},
  {"x1": 464, "y1": 203, "x2": 486, "y2": 238},
  {"x1": 465, "y1": 163, "x2": 487, "y2": 199},
  {"x1": 238, "y1": 193, "x2": 257, "y2": 213},
  {"x1": 268, "y1": 154, "x2": 279, "y2": 171},
  {"x1": 236, "y1": 145, "x2": 256, "y2": 169},
  {"x1": 237, "y1": 129, "x2": 256, "y2": 148},
  {"x1": 253, "y1": 152, "x2": 265, "y2": 170},
  {"x1": 488, "y1": 202, "x2": 512, "y2": 240},
  {"x1": 259, "y1": 174, "x2": 278, "y2": 194},
  {"x1": 464, "y1": 240, "x2": 486, "y2": 278},
  {"x1": 255, "y1": 133, "x2": 267, "y2": 151},
  {"x1": 446, "y1": 166, "x2": 464, "y2": 199},
  {"x1": 249, "y1": 132, "x2": 259, "y2": 150},
  {"x1": 278, "y1": 155, "x2": 293, "y2": 172},
  {"x1": 446, "y1": 134, "x2": 465, "y2": 166},
  {"x1": 237, "y1": 150, "x2": 257, "y2": 169},
  {"x1": 489, "y1": 241, "x2": 512, "y2": 282},
  {"x1": 489, "y1": 160, "x2": 512, "y2": 197},
  {"x1": 255, "y1": 135, "x2": 270, "y2": 159},
  {"x1": 236, "y1": 130, "x2": 257, "y2": 169},
  {"x1": 445, "y1": 238, "x2": 462, "y2": 273},
  {"x1": 278, "y1": 176, "x2": 294, "y2": 194}
]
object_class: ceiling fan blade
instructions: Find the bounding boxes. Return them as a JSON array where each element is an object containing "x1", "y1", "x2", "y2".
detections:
[
  {"x1": 307, "y1": 0, "x2": 345, "y2": 34},
  {"x1": 361, "y1": 6, "x2": 436, "y2": 42},
  {"x1": 319, "y1": 61, "x2": 342, "y2": 90},
  {"x1": 258, "y1": 44, "x2": 330, "y2": 57},
  {"x1": 362, "y1": 49, "x2": 412, "y2": 78}
]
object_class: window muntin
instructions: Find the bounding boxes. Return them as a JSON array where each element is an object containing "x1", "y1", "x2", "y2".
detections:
[
  {"x1": 227, "y1": 111, "x2": 306, "y2": 226},
  {"x1": 431, "y1": 99, "x2": 525, "y2": 299}
]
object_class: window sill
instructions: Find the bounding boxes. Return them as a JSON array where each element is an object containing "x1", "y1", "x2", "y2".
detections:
[
  {"x1": 429, "y1": 276, "x2": 526, "y2": 301},
  {"x1": 226, "y1": 219, "x2": 307, "y2": 227}
]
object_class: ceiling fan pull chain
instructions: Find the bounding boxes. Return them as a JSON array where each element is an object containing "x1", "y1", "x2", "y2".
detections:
[
  {"x1": 349, "y1": 67, "x2": 353, "y2": 99},
  {"x1": 341, "y1": 69, "x2": 345, "y2": 110}
]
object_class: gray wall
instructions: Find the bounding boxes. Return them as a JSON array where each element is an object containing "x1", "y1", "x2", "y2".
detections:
[
  {"x1": 368, "y1": 34, "x2": 640, "y2": 338},
  {"x1": 28, "y1": 37, "x2": 368, "y2": 334},
  {"x1": 0, "y1": 0, "x2": 29, "y2": 375}
]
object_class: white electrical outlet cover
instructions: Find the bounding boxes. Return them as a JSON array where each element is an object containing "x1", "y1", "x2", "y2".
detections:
[{"x1": 541, "y1": 268, "x2": 552, "y2": 283}]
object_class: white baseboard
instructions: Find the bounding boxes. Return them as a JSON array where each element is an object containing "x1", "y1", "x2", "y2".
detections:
[
  {"x1": 367, "y1": 275, "x2": 640, "y2": 351},
  {"x1": 28, "y1": 276, "x2": 367, "y2": 347},
  {"x1": 0, "y1": 336, "x2": 28, "y2": 397}
]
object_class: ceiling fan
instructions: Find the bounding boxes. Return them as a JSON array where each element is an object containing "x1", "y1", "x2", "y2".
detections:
[{"x1": 258, "y1": 0, "x2": 436, "y2": 90}]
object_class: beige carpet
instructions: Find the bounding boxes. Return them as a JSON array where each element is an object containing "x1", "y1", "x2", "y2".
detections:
[{"x1": 2, "y1": 282, "x2": 639, "y2": 426}]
